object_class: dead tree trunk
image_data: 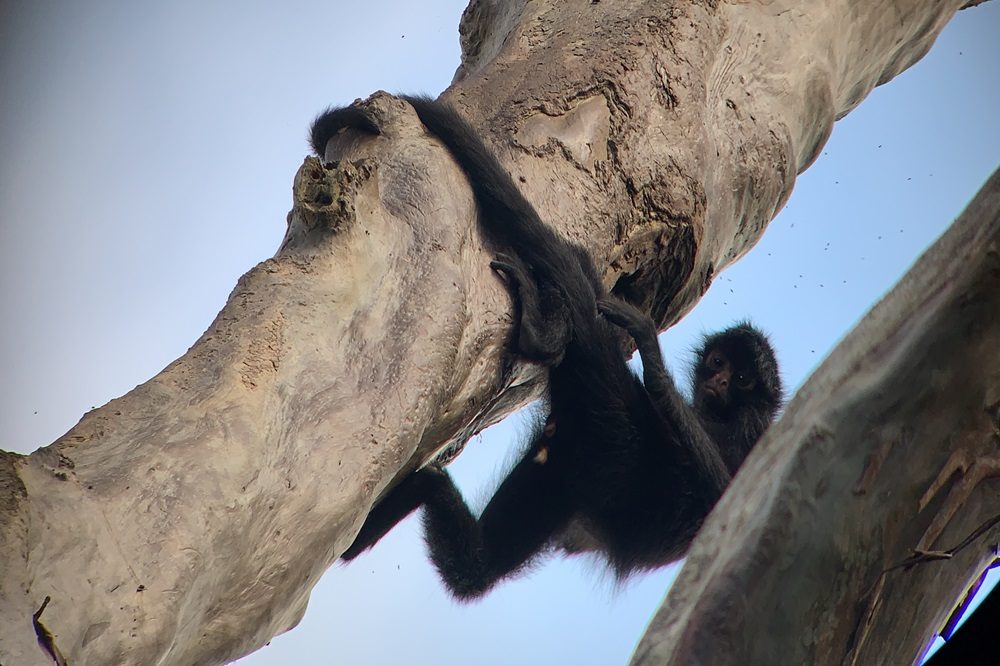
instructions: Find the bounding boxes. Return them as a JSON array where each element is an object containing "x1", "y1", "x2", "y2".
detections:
[{"x1": 0, "y1": 1, "x2": 987, "y2": 664}]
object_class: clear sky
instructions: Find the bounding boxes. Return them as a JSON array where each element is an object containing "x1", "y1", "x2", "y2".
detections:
[{"x1": 1, "y1": 1, "x2": 997, "y2": 664}]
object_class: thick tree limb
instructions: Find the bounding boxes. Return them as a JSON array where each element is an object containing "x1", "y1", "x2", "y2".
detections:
[
  {"x1": 0, "y1": 1, "x2": 982, "y2": 664},
  {"x1": 632, "y1": 167, "x2": 1000, "y2": 665}
]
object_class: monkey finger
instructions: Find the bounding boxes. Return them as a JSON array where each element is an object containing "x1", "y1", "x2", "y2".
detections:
[
  {"x1": 595, "y1": 297, "x2": 620, "y2": 315},
  {"x1": 597, "y1": 298, "x2": 639, "y2": 325}
]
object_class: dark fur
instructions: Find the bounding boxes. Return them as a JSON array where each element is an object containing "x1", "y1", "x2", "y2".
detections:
[{"x1": 312, "y1": 96, "x2": 782, "y2": 599}]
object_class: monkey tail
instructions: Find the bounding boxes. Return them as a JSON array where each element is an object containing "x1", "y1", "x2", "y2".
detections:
[
  {"x1": 308, "y1": 104, "x2": 381, "y2": 156},
  {"x1": 309, "y1": 94, "x2": 602, "y2": 319},
  {"x1": 401, "y1": 95, "x2": 588, "y2": 285}
]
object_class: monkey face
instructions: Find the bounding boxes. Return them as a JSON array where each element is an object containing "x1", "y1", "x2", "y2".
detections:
[
  {"x1": 696, "y1": 349, "x2": 734, "y2": 414},
  {"x1": 695, "y1": 347, "x2": 760, "y2": 418}
]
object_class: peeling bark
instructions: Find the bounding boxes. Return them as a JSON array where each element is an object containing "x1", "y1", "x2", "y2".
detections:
[{"x1": 0, "y1": 1, "x2": 986, "y2": 664}]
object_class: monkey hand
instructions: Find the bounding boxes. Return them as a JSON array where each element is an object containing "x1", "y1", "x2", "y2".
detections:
[
  {"x1": 597, "y1": 298, "x2": 657, "y2": 339},
  {"x1": 491, "y1": 253, "x2": 571, "y2": 365}
]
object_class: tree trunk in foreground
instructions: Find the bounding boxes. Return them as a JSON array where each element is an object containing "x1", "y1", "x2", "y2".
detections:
[
  {"x1": 0, "y1": 1, "x2": 988, "y2": 664},
  {"x1": 632, "y1": 167, "x2": 1000, "y2": 665}
]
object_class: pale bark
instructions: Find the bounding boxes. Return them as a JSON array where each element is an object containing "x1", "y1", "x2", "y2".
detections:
[{"x1": 0, "y1": 1, "x2": 986, "y2": 664}]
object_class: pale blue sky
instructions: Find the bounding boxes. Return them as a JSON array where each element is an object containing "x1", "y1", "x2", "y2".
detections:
[{"x1": 1, "y1": 2, "x2": 997, "y2": 664}]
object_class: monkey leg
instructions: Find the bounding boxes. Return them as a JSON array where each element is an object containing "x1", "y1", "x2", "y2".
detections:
[
  {"x1": 421, "y1": 445, "x2": 573, "y2": 600},
  {"x1": 491, "y1": 253, "x2": 571, "y2": 365}
]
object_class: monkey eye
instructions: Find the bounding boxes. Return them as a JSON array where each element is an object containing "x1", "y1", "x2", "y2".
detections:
[{"x1": 735, "y1": 373, "x2": 755, "y2": 390}]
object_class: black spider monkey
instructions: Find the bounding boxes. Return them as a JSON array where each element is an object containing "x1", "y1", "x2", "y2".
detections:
[{"x1": 310, "y1": 95, "x2": 783, "y2": 599}]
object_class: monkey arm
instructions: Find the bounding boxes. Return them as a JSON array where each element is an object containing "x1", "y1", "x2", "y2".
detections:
[{"x1": 597, "y1": 298, "x2": 731, "y2": 494}]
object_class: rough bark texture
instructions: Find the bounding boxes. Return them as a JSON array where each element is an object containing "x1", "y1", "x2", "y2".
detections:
[
  {"x1": 632, "y1": 167, "x2": 1000, "y2": 665},
  {"x1": 0, "y1": 1, "x2": 985, "y2": 664}
]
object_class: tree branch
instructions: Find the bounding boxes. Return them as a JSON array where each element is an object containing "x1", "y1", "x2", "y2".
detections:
[{"x1": 0, "y1": 1, "x2": 979, "y2": 664}]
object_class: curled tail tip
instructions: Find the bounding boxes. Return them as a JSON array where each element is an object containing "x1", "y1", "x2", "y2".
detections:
[{"x1": 309, "y1": 104, "x2": 382, "y2": 157}]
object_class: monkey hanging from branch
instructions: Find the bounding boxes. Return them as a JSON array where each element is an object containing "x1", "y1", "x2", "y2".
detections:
[{"x1": 310, "y1": 95, "x2": 783, "y2": 600}]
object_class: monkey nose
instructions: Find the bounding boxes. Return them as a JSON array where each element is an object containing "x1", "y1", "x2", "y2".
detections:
[{"x1": 704, "y1": 375, "x2": 728, "y2": 397}]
